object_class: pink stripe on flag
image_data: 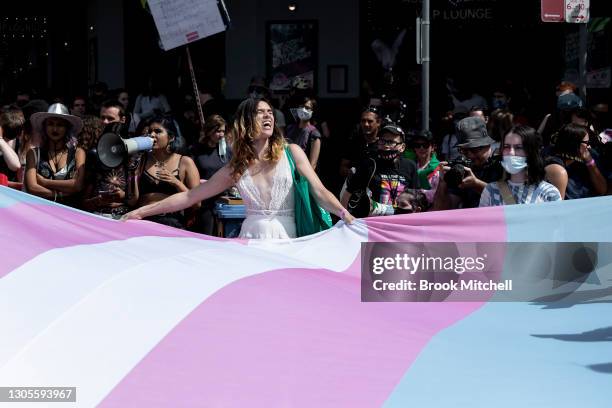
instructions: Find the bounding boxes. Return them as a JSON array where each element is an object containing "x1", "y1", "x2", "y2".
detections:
[
  {"x1": 99, "y1": 260, "x2": 483, "y2": 407},
  {"x1": 0, "y1": 203, "x2": 225, "y2": 278},
  {"x1": 364, "y1": 205, "x2": 506, "y2": 242},
  {"x1": 101, "y1": 209, "x2": 506, "y2": 407}
]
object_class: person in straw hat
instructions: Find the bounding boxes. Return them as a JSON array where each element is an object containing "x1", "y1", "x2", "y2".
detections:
[{"x1": 24, "y1": 103, "x2": 86, "y2": 205}]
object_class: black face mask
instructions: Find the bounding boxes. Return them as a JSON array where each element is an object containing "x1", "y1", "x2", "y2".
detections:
[
  {"x1": 394, "y1": 207, "x2": 414, "y2": 215},
  {"x1": 378, "y1": 149, "x2": 401, "y2": 161}
]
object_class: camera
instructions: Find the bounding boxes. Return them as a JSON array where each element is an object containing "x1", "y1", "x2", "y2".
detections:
[{"x1": 444, "y1": 156, "x2": 472, "y2": 189}]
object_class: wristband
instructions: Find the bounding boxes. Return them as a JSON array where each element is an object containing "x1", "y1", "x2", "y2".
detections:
[{"x1": 585, "y1": 159, "x2": 596, "y2": 167}]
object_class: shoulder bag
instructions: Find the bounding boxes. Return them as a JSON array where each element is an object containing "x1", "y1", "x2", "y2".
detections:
[{"x1": 285, "y1": 146, "x2": 333, "y2": 237}]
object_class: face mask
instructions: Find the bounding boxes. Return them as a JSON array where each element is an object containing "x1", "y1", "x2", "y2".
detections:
[
  {"x1": 297, "y1": 107, "x2": 312, "y2": 121},
  {"x1": 501, "y1": 155, "x2": 527, "y2": 174},
  {"x1": 378, "y1": 149, "x2": 401, "y2": 161},
  {"x1": 394, "y1": 206, "x2": 414, "y2": 215},
  {"x1": 492, "y1": 98, "x2": 507, "y2": 110},
  {"x1": 218, "y1": 137, "x2": 227, "y2": 162}
]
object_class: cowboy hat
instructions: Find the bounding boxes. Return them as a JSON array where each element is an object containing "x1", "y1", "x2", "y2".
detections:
[{"x1": 30, "y1": 103, "x2": 83, "y2": 135}]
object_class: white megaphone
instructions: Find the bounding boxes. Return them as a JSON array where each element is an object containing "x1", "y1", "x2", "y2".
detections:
[{"x1": 97, "y1": 133, "x2": 154, "y2": 168}]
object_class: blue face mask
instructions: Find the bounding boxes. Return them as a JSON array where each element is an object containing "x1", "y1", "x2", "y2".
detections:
[
  {"x1": 296, "y1": 107, "x2": 313, "y2": 121},
  {"x1": 492, "y1": 98, "x2": 507, "y2": 110},
  {"x1": 501, "y1": 155, "x2": 527, "y2": 174}
]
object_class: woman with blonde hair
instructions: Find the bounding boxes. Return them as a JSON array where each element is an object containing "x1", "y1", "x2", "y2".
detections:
[{"x1": 124, "y1": 98, "x2": 354, "y2": 238}]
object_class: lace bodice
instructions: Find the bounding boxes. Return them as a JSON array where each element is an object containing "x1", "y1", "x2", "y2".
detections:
[{"x1": 236, "y1": 150, "x2": 294, "y2": 216}]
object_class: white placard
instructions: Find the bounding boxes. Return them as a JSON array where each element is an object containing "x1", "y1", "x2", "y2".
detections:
[
  {"x1": 564, "y1": 0, "x2": 589, "y2": 23},
  {"x1": 148, "y1": 0, "x2": 226, "y2": 51}
]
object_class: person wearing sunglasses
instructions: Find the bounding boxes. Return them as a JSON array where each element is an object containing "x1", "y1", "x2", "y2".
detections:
[
  {"x1": 544, "y1": 123, "x2": 607, "y2": 199},
  {"x1": 342, "y1": 123, "x2": 419, "y2": 217},
  {"x1": 404, "y1": 129, "x2": 442, "y2": 205},
  {"x1": 433, "y1": 116, "x2": 503, "y2": 210},
  {"x1": 479, "y1": 126, "x2": 561, "y2": 207}
]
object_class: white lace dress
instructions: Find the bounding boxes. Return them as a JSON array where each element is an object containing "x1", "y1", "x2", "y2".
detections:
[{"x1": 236, "y1": 150, "x2": 296, "y2": 239}]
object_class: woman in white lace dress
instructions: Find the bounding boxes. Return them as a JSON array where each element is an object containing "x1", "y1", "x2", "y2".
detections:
[{"x1": 123, "y1": 98, "x2": 354, "y2": 238}]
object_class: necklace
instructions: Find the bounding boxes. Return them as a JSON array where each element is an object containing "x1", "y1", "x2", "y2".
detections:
[
  {"x1": 151, "y1": 153, "x2": 173, "y2": 184},
  {"x1": 49, "y1": 148, "x2": 67, "y2": 173},
  {"x1": 151, "y1": 152, "x2": 170, "y2": 170}
]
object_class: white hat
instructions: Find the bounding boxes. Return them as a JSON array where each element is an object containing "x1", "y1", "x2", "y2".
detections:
[{"x1": 30, "y1": 103, "x2": 83, "y2": 135}]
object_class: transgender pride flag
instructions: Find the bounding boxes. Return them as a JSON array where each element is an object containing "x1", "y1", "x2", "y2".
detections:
[{"x1": 1, "y1": 185, "x2": 611, "y2": 407}]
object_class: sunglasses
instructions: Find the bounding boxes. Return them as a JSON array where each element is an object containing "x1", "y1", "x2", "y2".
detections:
[
  {"x1": 413, "y1": 142, "x2": 430, "y2": 149},
  {"x1": 580, "y1": 140, "x2": 590, "y2": 147}
]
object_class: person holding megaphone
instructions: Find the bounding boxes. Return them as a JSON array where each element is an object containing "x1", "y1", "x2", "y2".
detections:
[{"x1": 129, "y1": 117, "x2": 200, "y2": 228}]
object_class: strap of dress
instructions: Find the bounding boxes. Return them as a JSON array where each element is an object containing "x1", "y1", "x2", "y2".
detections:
[
  {"x1": 285, "y1": 145, "x2": 296, "y2": 177},
  {"x1": 497, "y1": 181, "x2": 517, "y2": 205}
]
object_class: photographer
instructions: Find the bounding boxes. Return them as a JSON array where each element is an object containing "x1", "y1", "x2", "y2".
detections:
[{"x1": 433, "y1": 117, "x2": 503, "y2": 210}]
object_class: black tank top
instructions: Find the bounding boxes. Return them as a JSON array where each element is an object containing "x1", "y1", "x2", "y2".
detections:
[{"x1": 139, "y1": 155, "x2": 183, "y2": 196}]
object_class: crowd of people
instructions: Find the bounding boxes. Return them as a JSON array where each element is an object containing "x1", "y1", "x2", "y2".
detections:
[{"x1": 1, "y1": 77, "x2": 610, "y2": 238}]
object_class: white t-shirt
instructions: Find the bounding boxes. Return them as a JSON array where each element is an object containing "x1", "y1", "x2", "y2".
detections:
[{"x1": 134, "y1": 94, "x2": 171, "y2": 119}]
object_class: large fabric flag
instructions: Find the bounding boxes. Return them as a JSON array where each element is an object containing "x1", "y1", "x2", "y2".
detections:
[{"x1": 1, "y1": 186, "x2": 611, "y2": 407}]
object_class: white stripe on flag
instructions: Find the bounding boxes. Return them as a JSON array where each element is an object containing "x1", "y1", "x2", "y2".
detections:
[{"x1": 0, "y1": 227, "x2": 363, "y2": 407}]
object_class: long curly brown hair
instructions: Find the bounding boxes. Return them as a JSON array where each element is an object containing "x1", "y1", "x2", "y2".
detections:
[
  {"x1": 77, "y1": 115, "x2": 104, "y2": 151},
  {"x1": 229, "y1": 98, "x2": 285, "y2": 180}
]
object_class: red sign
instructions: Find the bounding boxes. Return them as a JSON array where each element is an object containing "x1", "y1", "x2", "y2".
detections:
[{"x1": 541, "y1": 0, "x2": 564, "y2": 22}]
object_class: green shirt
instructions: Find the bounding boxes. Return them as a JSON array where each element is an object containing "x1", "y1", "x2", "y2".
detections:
[{"x1": 403, "y1": 150, "x2": 440, "y2": 189}]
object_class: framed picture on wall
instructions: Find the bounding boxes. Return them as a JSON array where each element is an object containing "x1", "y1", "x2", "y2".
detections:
[
  {"x1": 266, "y1": 20, "x2": 318, "y2": 92},
  {"x1": 327, "y1": 65, "x2": 348, "y2": 93}
]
